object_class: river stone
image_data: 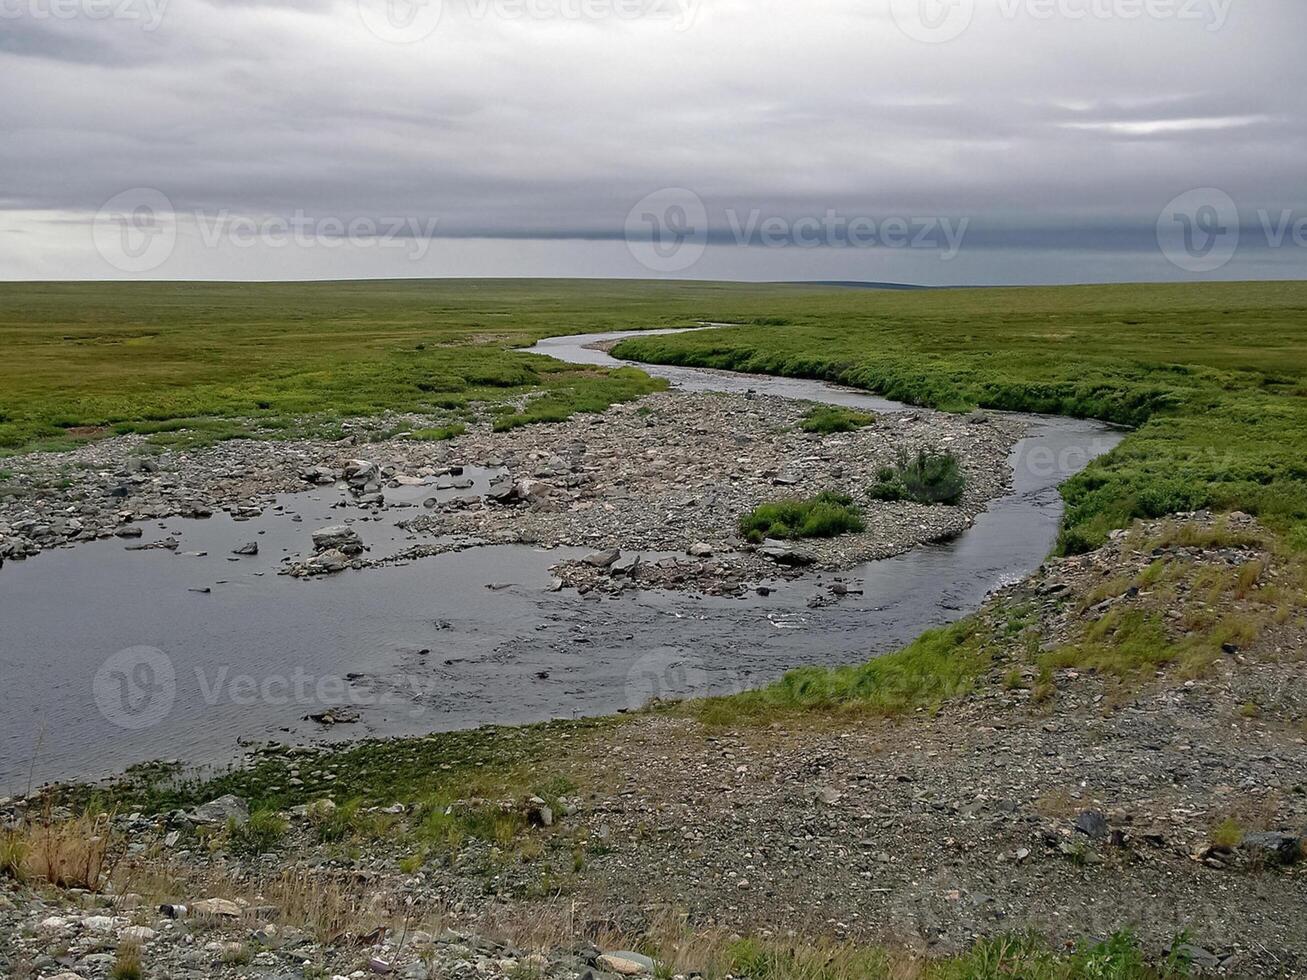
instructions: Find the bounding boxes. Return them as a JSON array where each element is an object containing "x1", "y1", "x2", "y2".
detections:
[
  {"x1": 758, "y1": 544, "x2": 814, "y2": 567},
  {"x1": 1074, "y1": 810, "x2": 1109, "y2": 840},
  {"x1": 598, "y1": 951, "x2": 656, "y2": 975},
  {"x1": 191, "y1": 898, "x2": 244, "y2": 919},
  {"x1": 311, "y1": 526, "x2": 363, "y2": 555},
  {"x1": 1239, "y1": 832, "x2": 1301, "y2": 865},
  {"x1": 343, "y1": 459, "x2": 378, "y2": 484},
  {"x1": 187, "y1": 795, "x2": 249, "y2": 826},
  {"x1": 583, "y1": 548, "x2": 621, "y2": 568},
  {"x1": 611, "y1": 554, "x2": 642, "y2": 576}
]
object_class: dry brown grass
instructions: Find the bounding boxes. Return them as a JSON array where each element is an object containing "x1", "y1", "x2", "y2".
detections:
[
  {"x1": 112, "y1": 854, "x2": 419, "y2": 946},
  {"x1": 110, "y1": 940, "x2": 144, "y2": 980},
  {"x1": 1, "y1": 811, "x2": 118, "y2": 890}
]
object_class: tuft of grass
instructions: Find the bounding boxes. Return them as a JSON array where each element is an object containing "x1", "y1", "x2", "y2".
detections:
[
  {"x1": 407, "y1": 422, "x2": 467, "y2": 441},
  {"x1": 0, "y1": 812, "x2": 115, "y2": 890},
  {"x1": 221, "y1": 943, "x2": 253, "y2": 966},
  {"x1": 111, "y1": 941, "x2": 144, "y2": 980},
  {"x1": 1209, "y1": 818, "x2": 1244, "y2": 851},
  {"x1": 799, "y1": 405, "x2": 876, "y2": 434},
  {"x1": 738, "y1": 491, "x2": 864, "y2": 541},
  {"x1": 227, "y1": 810, "x2": 287, "y2": 857},
  {"x1": 869, "y1": 448, "x2": 966, "y2": 505},
  {"x1": 694, "y1": 618, "x2": 990, "y2": 724}
]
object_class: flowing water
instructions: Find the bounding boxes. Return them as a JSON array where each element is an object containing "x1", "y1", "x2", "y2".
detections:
[{"x1": 0, "y1": 329, "x2": 1122, "y2": 791}]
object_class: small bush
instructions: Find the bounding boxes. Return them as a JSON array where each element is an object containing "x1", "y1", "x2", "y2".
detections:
[
  {"x1": 310, "y1": 800, "x2": 357, "y2": 844},
  {"x1": 739, "y1": 491, "x2": 864, "y2": 540},
  {"x1": 869, "y1": 449, "x2": 966, "y2": 505},
  {"x1": 228, "y1": 810, "x2": 287, "y2": 856},
  {"x1": 416, "y1": 799, "x2": 527, "y2": 852},
  {"x1": 799, "y1": 406, "x2": 876, "y2": 434}
]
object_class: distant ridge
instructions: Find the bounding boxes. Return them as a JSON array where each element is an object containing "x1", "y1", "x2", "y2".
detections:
[{"x1": 785, "y1": 280, "x2": 932, "y2": 290}]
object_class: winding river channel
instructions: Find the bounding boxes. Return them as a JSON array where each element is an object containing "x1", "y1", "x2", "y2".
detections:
[{"x1": 0, "y1": 329, "x2": 1122, "y2": 792}]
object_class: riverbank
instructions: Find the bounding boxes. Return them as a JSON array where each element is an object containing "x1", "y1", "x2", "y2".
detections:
[
  {"x1": 609, "y1": 281, "x2": 1307, "y2": 555},
  {"x1": 3, "y1": 327, "x2": 1086, "y2": 789},
  {"x1": 4, "y1": 512, "x2": 1304, "y2": 978}
]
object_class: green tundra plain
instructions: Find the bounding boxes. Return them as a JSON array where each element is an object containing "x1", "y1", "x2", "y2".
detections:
[{"x1": 4, "y1": 280, "x2": 1305, "y2": 558}]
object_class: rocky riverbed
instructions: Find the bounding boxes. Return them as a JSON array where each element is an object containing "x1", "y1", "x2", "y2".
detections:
[
  {"x1": 2, "y1": 512, "x2": 1303, "y2": 979},
  {"x1": 0, "y1": 390, "x2": 1022, "y2": 598},
  {"x1": 403, "y1": 392, "x2": 1022, "y2": 596}
]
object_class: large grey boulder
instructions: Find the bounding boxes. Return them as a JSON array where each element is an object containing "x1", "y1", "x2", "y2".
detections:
[
  {"x1": 187, "y1": 794, "x2": 249, "y2": 826},
  {"x1": 312, "y1": 525, "x2": 363, "y2": 555}
]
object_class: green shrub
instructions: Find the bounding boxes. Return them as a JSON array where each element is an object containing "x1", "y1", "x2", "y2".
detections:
[
  {"x1": 799, "y1": 405, "x2": 876, "y2": 434},
  {"x1": 870, "y1": 449, "x2": 966, "y2": 505},
  {"x1": 738, "y1": 491, "x2": 863, "y2": 540},
  {"x1": 228, "y1": 810, "x2": 286, "y2": 856}
]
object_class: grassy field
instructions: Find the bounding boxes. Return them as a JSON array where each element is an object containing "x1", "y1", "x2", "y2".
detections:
[
  {"x1": 0, "y1": 279, "x2": 719, "y2": 453},
  {"x1": 614, "y1": 280, "x2": 1307, "y2": 553}
]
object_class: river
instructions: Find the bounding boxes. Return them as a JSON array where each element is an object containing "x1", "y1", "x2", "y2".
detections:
[{"x1": 0, "y1": 328, "x2": 1121, "y2": 792}]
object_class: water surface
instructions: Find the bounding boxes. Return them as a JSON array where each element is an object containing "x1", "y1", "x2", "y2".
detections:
[{"x1": 0, "y1": 328, "x2": 1121, "y2": 791}]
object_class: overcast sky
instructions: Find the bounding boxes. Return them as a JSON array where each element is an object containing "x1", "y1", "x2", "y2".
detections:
[{"x1": 2, "y1": 0, "x2": 1304, "y2": 283}]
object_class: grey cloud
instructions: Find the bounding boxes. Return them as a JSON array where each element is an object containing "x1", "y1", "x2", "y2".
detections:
[{"x1": 1, "y1": 0, "x2": 1304, "y2": 281}]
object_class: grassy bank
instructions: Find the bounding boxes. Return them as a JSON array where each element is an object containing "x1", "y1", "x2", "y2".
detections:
[{"x1": 613, "y1": 281, "x2": 1307, "y2": 553}]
